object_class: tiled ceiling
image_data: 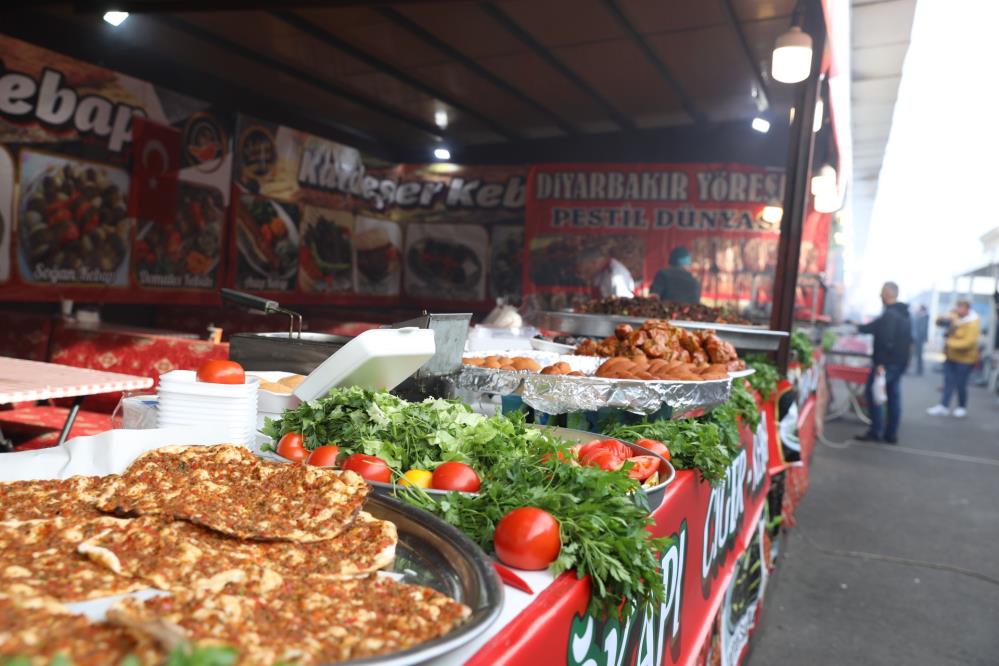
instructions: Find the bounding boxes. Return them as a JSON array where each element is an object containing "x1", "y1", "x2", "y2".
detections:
[{"x1": 849, "y1": 0, "x2": 916, "y2": 263}]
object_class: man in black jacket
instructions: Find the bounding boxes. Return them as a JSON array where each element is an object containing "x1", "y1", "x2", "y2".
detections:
[
  {"x1": 856, "y1": 281, "x2": 912, "y2": 444},
  {"x1": 650, "y1": 246, "x2": 701, "y2": 304}
]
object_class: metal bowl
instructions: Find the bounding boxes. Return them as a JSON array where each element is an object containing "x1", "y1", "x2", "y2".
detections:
[{"x1": 342, "y1": 494, "x2": 503, "y2": 666}]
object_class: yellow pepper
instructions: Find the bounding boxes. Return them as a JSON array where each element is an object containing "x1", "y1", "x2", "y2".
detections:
[{"x1": 399, "y1": 469, "x2": 432, "y2": 488}]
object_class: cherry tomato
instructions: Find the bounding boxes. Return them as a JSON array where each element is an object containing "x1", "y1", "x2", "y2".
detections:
[
  {"x1": 399, "y1": 469, "x2": 432, "y2": 488},
  {"x1": 276, "y1": 432, "x2": 307, "y2": 463},
  {"x1": 431, "y1": 461, "x2": 481, "y2": 492},
  {"x1": 624, "y1": 455, "x2": 659, "y2": 482},
  {"x1": 493, "y1": 507, "x2": 561, "y2": 570},
  {"x1": 635, "y1": 438, "x2": 671, "y2": 462},
  {"x1": 196, "y1": 359, "x2": 245, "y2": 385},
  {"x1": 306, "y1": 445, "x2": 340, "y2": 467},
  {"x1": 582, "y1": 448, "x2": 623, "y2": 472},
  {"x1": 342, "y1": 453, "x2": 391, "y2": 483}
]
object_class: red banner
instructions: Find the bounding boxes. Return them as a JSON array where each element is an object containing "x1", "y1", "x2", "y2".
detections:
[
  {"x1": 468, "y1": 416, "x2": 772, "y2": 666},
  {"x1": 524, "y1": 163, "x2": 830, "y2": 312}
]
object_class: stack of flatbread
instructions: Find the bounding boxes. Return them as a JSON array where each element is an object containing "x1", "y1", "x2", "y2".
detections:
[{"x1": 0, "y1": 444, "x2": 470, "y2": 665}]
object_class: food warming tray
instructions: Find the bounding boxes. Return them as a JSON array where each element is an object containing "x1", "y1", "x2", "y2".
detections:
[{"x1": 532, "y1": 311, "x2": 788, "y2": 351}]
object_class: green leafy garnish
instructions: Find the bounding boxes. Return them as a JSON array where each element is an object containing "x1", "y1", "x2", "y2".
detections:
[
  {"x1": 745, "y1": 354, "x2": 780, "y2": 401},
  {"x1": 264, "y1": 388, "x2": 667, "y2": 618},
  {"x1": 790, "y1": 330, "x2": 815, "y2": 369}
]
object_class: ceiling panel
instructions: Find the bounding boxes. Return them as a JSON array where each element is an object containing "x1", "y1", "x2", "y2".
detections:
[
  {"x1": 616, "y1": 0, "x2": 725, "y2": 34},
  {"x1": 730, "y1": 0, "x2": 796, "y2": 22},
  {"x1": 553, "y1": 39, "x2": 684, "y2": 124},
  {"x1": 645, "y1": 25, "x2": 751, "y2": 109},
  {"x1": 301, "y1": 8, "x2": 450, "y2": 69},
  {"x1": 496, "y1": 0, "x2": 626, "y2": 47},
  {"x1": 393, "y1": 4, "x2": 526, "y2": 59},
  {"x1": 852, "y1": 0, "x2": 916, "y2": 48},
  {"x1": 852, "y1": 76, "x2": 902, "y2": 100},
  {"x1": 852, "y1": 42, "x2": 909, "y2": 80}
]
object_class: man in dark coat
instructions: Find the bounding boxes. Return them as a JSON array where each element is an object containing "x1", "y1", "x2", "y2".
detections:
[
  {"x1": 856, "y1": 281, "x2": 912, "y2": 444},
  {"x1": 650, "y1": 247, "x2": 701, "y2": 304}
]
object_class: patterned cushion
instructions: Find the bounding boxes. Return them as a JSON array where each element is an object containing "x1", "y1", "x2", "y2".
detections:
[{"x1": 0, "y1": 406, "x2": 112, "y2": 435}]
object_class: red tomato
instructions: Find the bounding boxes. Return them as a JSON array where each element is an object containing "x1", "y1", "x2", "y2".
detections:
[
  {"x1": 276, "y1": 432, "x2": 307, "y2": 463},
  {"x1": 493, "y1": 507, "x2": 561, "y2": 571},
  {"x1": 431, "y1": 461, "x2": 481, "y2": 492},
  {"x1": 595, "y1": 439, "x2": 632, "y2": 461},
  {"x1": 635, "y1": 438, "x2": 671, "y2": 462},
  {"x1": 342, "y1": 453, "x2": 391, "y2": 483},
  {"x1": 306, "y1": 445, "x2": 340, "y2": 467},
  {"x1": 582, "y1": 448, "x2": 623, "y2": 471},
  {"x1": 624, "y1": 455, "x2": 660, "y2": 482},
  {"x1": 196, "y1": 359, "x2": 245, "y2": 385}
]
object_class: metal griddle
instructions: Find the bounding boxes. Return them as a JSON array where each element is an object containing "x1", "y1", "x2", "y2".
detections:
[{"x1": 532, "y1": 310, "x2": 789, "y2": 351}]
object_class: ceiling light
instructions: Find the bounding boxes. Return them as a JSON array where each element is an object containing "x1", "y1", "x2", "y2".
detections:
[
  {"x1": 433, "y1": 147, "x2": 451, "y2": 161},
  {"x1": 772, "y1": 27, "x2": 813, "y2": 83},
  {"x1": 761, "y1": 206, "x2": 783, "y2": 224},
  {"x1": 103, "y1": 11, "x2": 129, "y2": 26},
  {"x1": 751, "y1": 117, "x2": 771, "y2": 133},
  {"x1": 434, "y1": 110, "x2": 448, "y2": 130},
  {"x1": 813, "y1": 99, "x2": 824, "y2": 133},
  {"x1": 814, "y1": 191, "x2": 842, "y2": 213}
]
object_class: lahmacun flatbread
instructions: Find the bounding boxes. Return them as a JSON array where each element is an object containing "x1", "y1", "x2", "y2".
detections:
[
  {"x1": 96, "y1": 444, "x2": 369, "y2": 541},
  {"x1": 0, "y1": 594, "x2": 150, "y2": 666},
  {"x1": 0, "y1": 475, "x2": 107, "y2": 521},
  {"x1": 108, "y1": 574, "x2": 471, "y2": 665},
  {"x1": 0, "y1": 516, "x2": 145, "y2": 603},
  {"x1": 79, "y1": 512, "x2": 397, "y2": 591}
]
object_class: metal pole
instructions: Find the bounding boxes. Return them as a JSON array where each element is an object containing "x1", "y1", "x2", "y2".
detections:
[{"x1": 770, "y1": 0, "x2": 827, "y2": 372}]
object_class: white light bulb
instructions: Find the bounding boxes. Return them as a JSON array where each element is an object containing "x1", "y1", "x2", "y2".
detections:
[
  {"x1": 434, "y1": 110, "x2": 448, "y2": 129},
  {"x1": 761, "y1": 206, "x2": 783, "y2": 224},
  {"x1": 751, "y1": 117, "x2": 771, "y2": 133},
  {"x1": 433, "y1": 147, "x2": 451, "y2": 161},
  {"x1": 103, "y1": 11, "x2": 129, "y2": 26},
  {"x1": 772, "y1": 27, "x2": 813, "y2": 84},
  {"x1": 813, "y1": 99, "x2": 823, "y2": 132}
]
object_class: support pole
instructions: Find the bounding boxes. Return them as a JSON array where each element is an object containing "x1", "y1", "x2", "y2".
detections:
[{"x1": 771, "y1": 0, "x2": 827, "y2": 372}]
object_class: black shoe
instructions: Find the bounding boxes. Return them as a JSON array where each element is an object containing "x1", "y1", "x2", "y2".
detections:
[
  {"x1": 883, "y1": 436, "x2": 898, "y2": 445},
  {"x1": 855, "y1": 432, "x2": 881, "y2": 442}
]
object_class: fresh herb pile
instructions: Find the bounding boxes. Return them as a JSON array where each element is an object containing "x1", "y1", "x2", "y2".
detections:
[
  {"x1": 790, "y1": 330, "x2": 815, "y2": 369},
  {"x1": 263, "y1": 388, "x2": 668, "y2": 618},
  {"x1": 745, "y1": 354, "x2": 780, "y2": 401}
]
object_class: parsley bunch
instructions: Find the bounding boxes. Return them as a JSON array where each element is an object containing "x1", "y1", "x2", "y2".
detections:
[
  {"x1": 745, "y1": 354, "x2": 780, "y2": 401},
  {"x1": 790, "y1": 330, "x2": 815, "y2": 369},
  {"x1": 265, "y1": 388, "x2": 668, "y2": 618}
]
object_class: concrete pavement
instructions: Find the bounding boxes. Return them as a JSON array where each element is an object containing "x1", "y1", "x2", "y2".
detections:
[{"x1": 747, "y1": 366, "x2": 999, "y2": 665}]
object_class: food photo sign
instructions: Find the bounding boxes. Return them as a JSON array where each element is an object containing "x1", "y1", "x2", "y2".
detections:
[{"x1": 0, "y1": 35, "x2": 233, "y2": 302}]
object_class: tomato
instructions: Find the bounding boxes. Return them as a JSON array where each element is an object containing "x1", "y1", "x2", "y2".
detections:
[
  {"x1": 342, "y1": 453, "x2": 391, "y2": 483},
  {"x1": 196, "y1": 359, "x2": 245, "y2": 385},
  {"x1": 306, "y1": 445, "x2": 340, "y2": 467},
  {"x1": 582, "y1": 448, "x2": 623, "y2": 472},
  {"x1": 493, "y1": 507, "x2": 561, "y2": 571},
  {"x1": 635, "y1": 438, "x2": 671, "y2": 462},
  {"x1": 594, "y1": 439, "x2": 632, "y2": 461},
  {"x1": 276, "y1": 432, "x2": 307, "y2": 463},
  {"x1": 431, "y1": 461, "x2": 481, "y2": 492},
  {"x1": 399, "y1": 469, "x2": 432, "y2": 488},
  {"x1": 623, "y1": 455, "x2": 659, "y2": 482}
]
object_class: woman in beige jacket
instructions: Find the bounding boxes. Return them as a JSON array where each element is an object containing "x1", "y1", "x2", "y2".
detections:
[{"x1": 927, "y1": 300, "x2": 981, "y2": 418}]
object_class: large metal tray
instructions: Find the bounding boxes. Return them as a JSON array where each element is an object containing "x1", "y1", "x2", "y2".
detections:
[
  {"x1": 532, "y1": 311, "x2": 788, "y2": 351},
  {"x1": 351, "y1": 493, "x2": 504, "y2": 666}
]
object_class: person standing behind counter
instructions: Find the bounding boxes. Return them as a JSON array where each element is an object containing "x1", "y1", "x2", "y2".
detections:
[
  {"x1": 576, "y1": 247, "x2": 635, "y2": 298},
  {"x1": 650, "y1": 247, "x2": 701, "y2": 304}
]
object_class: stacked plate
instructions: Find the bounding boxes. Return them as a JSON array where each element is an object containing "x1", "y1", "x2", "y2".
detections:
[{"x1": 156, "y1": 370, "x2": 259, "y2": 446}]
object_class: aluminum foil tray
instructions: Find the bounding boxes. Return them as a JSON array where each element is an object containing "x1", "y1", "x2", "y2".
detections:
[
  {"x1": 456, "y1": 349, "x2": 733, "y2": 415},
  {"x1": 532, "y1": 311, "x2": 788, "y2": 351}
]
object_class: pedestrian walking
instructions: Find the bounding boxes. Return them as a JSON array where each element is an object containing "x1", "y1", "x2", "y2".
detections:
[
  {"x1": 855, "y1": 282, "x2": 911, "y2": 444},
  {"x1": 910, "y1": 305, "x2": 929, "y2": 375},
  {"x1": 927, "y1": 300, "x2": 980, "y2": 418}
]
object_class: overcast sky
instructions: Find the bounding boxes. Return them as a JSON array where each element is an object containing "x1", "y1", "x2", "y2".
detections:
[{"x1": 851, "y1": 0, "x2": 999, "y2": 313}]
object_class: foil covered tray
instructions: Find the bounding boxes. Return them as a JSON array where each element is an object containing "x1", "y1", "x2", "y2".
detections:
[
  {"x1": 456, "y1": 349, "x2": 733, "y2": 415},
  {"x1": 532, "y1": 311, "x2": 788, "y2": 351}
]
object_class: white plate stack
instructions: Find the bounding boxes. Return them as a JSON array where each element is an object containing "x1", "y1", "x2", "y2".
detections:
[{"x1": 156, "y1": 370, "x2": 259, "y2": 446}]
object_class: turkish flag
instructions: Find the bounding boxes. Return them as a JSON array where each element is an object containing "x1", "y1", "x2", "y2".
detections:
[{"x1": 129, "y1": 117, "x2": 181, "y2": 224}]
